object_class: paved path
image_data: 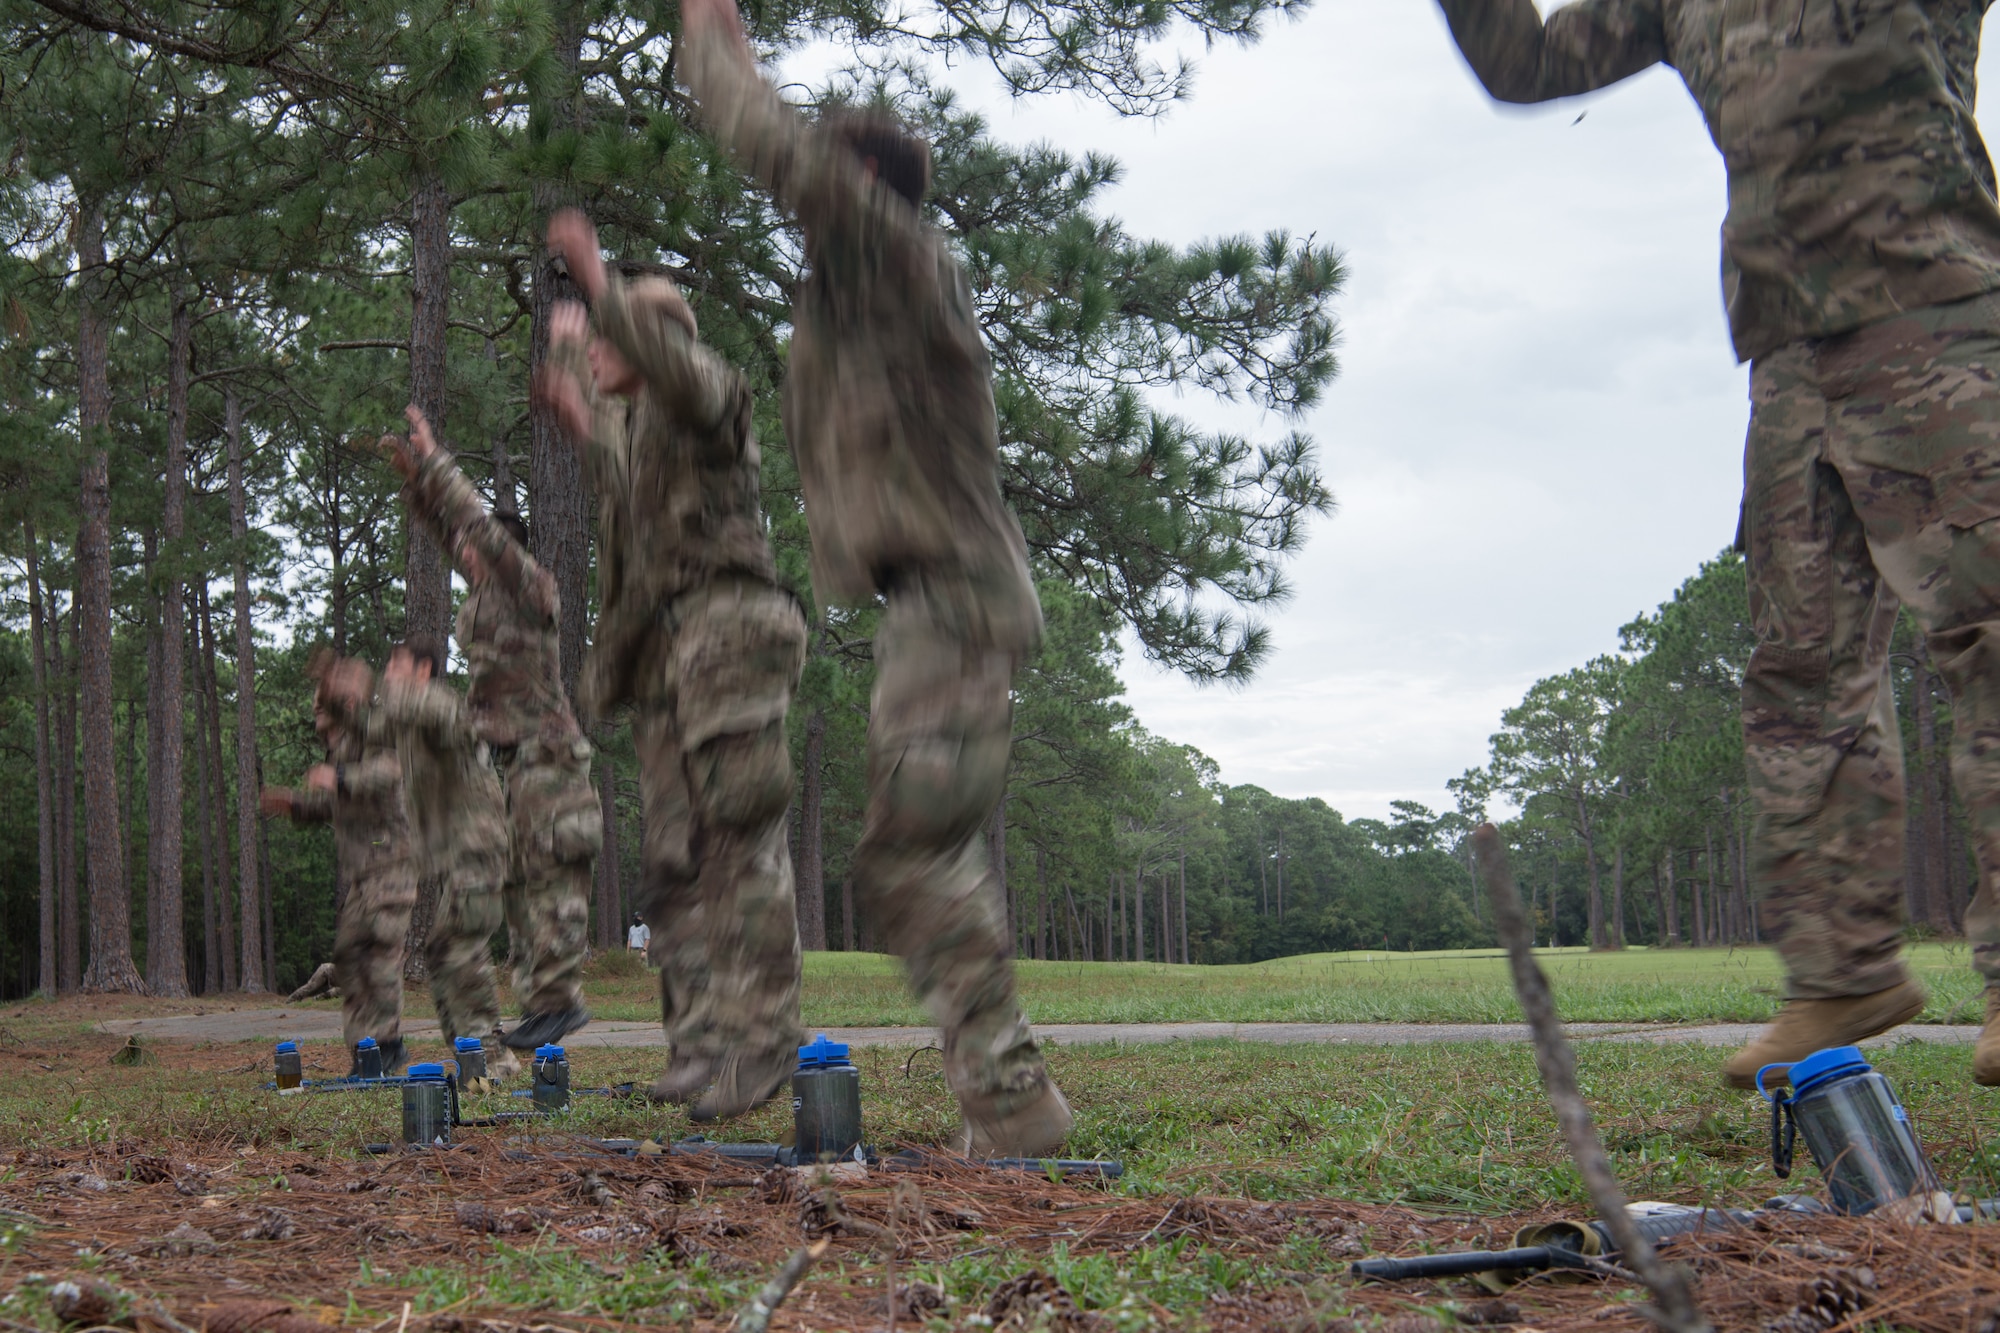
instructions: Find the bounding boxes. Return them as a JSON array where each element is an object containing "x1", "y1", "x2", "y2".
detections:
[{"x1": 97, "y1": 1010, "x2": 1984, "y2": 1049}]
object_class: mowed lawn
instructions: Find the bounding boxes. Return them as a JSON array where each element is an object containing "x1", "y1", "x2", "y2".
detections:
[{"x1": 569, "y1": 941, "x2": 1992, "y2": 1027}]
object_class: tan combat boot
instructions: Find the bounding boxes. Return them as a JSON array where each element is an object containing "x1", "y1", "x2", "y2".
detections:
[
  {"x1": 955, "y1": 1073, "x2": 1074, "y2": 1159},
  {"x1": 1722, "y1": 978, "x2": 1928, "y2": 1090},
  {"x1": 689, "y1": 1046, "x2": 794, "y2": 1122},
  {"x1": 645, "y1": 1054, "x2": 716, "y2": 1106},
  {"x1": 1973, "y1": 989, "x2": 2000, "y2": 1087}
]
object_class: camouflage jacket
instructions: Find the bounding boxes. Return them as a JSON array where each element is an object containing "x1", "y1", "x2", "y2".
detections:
[
  {"x1": 403, "y1": 449, "x2": 584, "y2": 754},
  {"x1": 350, "y1": 675, "x2": 511, "y2": 883},
  {"x1": 287, "y1": 725, "x2": 410, "y2": 879},
  {"x1": 561, "y1": 275, "x2": 779, "y2": 716},
  {"x1": 1434, "y1": 0, "x2": 2000, "y2": 362},
  {"x1": 682, "y1": 26, "x2": 1043, "y2": 651}
]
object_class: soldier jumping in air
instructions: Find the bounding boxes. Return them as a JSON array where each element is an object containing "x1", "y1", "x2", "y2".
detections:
[
  {"x1": 1432, "y1": 0, "x2": 2000, "y2": 1087},
  {"x1": 261, "y1": 652, "x2": 415, "y2": 1076},
  {"x1": 383, "y1": 408, "x2": 600, "y2": 1052},
  {"x1": 539, "y1": 212, "x2": 808, "y2": 1120},
  {"x1": 676, "y1": 0, "x2": 1071, "y2": 1155},
  {"x1": 324, "y1": 636, "x2": 522, "y2": 1079}
]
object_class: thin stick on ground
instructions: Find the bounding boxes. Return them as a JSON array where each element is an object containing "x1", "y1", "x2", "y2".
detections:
[
  {"x1": 1472, "y1": 823, "x2": 1711, "y2": 1333},
  {"x1": 735, "y1": 1237, "x2": 832, "y2": 1333}
]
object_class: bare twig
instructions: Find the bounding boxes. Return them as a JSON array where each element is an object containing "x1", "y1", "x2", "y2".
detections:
[
  {"x1": 1472, "y1": 824, "x2": 1711, "y2": 1333},
  {"x1": 735, "y1": 1238, "x2": 831, "y2": 1333}
]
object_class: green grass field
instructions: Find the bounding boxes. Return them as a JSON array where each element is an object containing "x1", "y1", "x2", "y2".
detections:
[{"x1": 573, "y1": 941, "x2": 1992, "y2": 1027}]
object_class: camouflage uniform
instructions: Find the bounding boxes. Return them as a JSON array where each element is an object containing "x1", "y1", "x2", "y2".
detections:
[
  {"x1": 401, "y1": 450, "x2": 599, "y2": 1020},
  {"x1": 684, "y1": 27, "x2": 1052, "y2": 1110},
  {"x1": 557, "y1": 276, "x2": 806, "y2": 1082},
  {"x1": 354, "y1": 673, "x2": 514, "y2": 1046},
  {"x1": 1437, "y1": 0, "x2": 2000, "y2": 997},
  {"x1": 287, "y1": 725, "x2": 416, "y2": 1051}
]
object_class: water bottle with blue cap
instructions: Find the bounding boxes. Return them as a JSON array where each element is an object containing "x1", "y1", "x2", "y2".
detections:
[
  {"x1": 1758, "y1": 1045, "x2": 1950, "y2": 1219},
  {"x1": 273, "y1": 1040, "x2": 303, "y2": 1091},
  {"x1": 792, "y1": 1033, "x2": 862, "y2": 1162},
  {"x1": 352, "y1": 1036, "x2": 384, "y2": 1080},
  {"x1": 532, "y1": 1044, "x2": 570, "y2": 1112},
  {"x1": 403, "y1": 1063, "x2": 452, "y2": 1145},
  {"x1": 454, "y1": 1035, "x2": 488, "y2": 1084}
]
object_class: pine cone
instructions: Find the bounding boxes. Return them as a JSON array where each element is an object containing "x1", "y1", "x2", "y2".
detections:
[{"x1": 1762, "y1": 1266, "x2": 1875, "y2": 1333}]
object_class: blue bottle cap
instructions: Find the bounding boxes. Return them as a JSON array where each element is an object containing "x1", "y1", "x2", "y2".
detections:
[
  {"x1": 1788, "y1": 1046, "x2": 1872, "y2": 1099},
  {"x1": 275, "y1": 1040, "x2": 298, "y2": 1054},
  {"x1": 356, "y1": 1037, "x2": 378, "y2": 1051},
  {"x1": 454, "y1": 1037, "x2": 484, "y2": 1053},
  {"x1": 534, "y1": 1044, "x2": 566, "y2": 1060},
  {"x1": 796, "y1": 1033, "x2": 852, "y2": 1068},
  {"x1": 407, "y1": 1063, "x2": 448, "y2": 1082}
]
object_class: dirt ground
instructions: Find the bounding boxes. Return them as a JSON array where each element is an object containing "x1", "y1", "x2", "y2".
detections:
[{"x1": 3, "y1": 1033, "x2": 1998, "y2": 1330}]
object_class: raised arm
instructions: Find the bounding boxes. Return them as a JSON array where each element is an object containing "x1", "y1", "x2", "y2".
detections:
[
  {"x1": 1434, "y1": 0, "x2": 1665, "y2": 103},
  {"x1": 595, "y1": 275, "x2": 740, "y2": 438},
  {"x1": 380, "y1": 674, "x2": 470, "y2": 746}
]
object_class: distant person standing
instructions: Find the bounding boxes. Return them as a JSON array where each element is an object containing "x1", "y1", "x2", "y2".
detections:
[
  {"x1": 1432, "y1": 0, "x2": 2000, "y2": 1087},
  {"x1": 627, "y1": 914, "x2": 651, "y2": 955},
  {"x1": 677, "y1": 0, "x2": 1070, "y2": 1155}
]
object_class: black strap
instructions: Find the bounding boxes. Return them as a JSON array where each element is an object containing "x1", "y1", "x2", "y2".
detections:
[{"x1": 1771, "y1": 1094, "x2": 1797, "y2": 1179}]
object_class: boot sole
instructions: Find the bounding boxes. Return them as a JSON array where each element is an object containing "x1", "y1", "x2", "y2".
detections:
[{"x1": 1722, "y1": 984, "x2": 1928, "y2": 1090}]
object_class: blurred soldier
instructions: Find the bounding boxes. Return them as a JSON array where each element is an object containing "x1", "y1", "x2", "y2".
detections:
[
  {"x1": 1430, "y1": 0, "x2": 2000, "y2": 1086},
  {"x1": 384, "y1": 407, "x2": 599, "y2": 1051},
  {"x1": 328, "y1": 636, "x2": 521, "y2": 1079},
  {"x1": 260, "y1": 653, "x2": 414, "y2": 1076},
  {"x1": 539, "y1": 210, "x2": 807, "y2": 1120},
  {"x1": 676, "y1": 0, "x2": 1069, "y2": 1155}
]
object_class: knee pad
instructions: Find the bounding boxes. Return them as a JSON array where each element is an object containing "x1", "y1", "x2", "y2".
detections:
[{"x1": 689, "y1": 725, "x2": 792, "y2": 829}]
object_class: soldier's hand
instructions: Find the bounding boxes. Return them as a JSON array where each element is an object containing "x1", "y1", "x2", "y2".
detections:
[
  {"x1": 551, "y1": 300, "x2": 589, "y2": 348},
  {"x1": 546, "y1": 210, "x2": 607, "y2": 301},
  {"x1": 379, "y1": 433, "x2": 417, "y2": 480},
  {"x1": 258, "y1": 788, "x2": 293, "y2": 818},
  {"x1": 404, "y1": 405, "x2": 443, "y2": 466},
  {"x1": 306, "y1": 763, "x2": 337, "y2": 793},
  {"x1": 683, "y1": 0, "x2": 751, "y2": 60},
  {"x1": 533, "y1": 366, "x2": 593, "y2": 444}
]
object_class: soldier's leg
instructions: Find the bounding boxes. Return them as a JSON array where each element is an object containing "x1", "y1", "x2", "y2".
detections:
[
  {"x1": 850, "y1": 590, "x2": 1065, "y2": 1153},
  {"x1": 1821, "y1": 297, "x2": 2000, "y2": 1079},
  {"x1": 1724, "y1": 339, "x2": 1924, "y2": 1087},
  {"x1": 334, "y1": 864, "x2": 418, "y2": 1067},
  {"x1": 500, "y1": 743, "x2": 597, "y2": 1046},
  {"x1": 425, "y1": 863, "x2": 507, "y2": 1046},
  {"x1": 631, "y1": 707, "x2": 705, "y2": 1089},
  {"x1": 668, "y1": 582, "x2": 807, "y2": 1118}
]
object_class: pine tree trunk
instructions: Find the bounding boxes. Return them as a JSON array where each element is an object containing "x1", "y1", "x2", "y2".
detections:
[
  {"x1": 1658, "y1": 852, "x2": 1679, "y2": 946},
  {"x1": 148, "y1": 300, "x2": 191, "y2": 997},
  {"x1": 200, "y1": 582, "x2": 239, "y2": 992},
  {"x1": 528, "y1": 3, "x2": 591, "y2": 710},
  {"x1": 1577, "y1": 795, "x2": 1606, "y2": 950},
  {"x1": 794, "y1": 705, "x2": 826, "y2": 950},
  {"x1": 75, "y1": 201, "x2": 141, "y2": 994},
  {"x1": 841, "y1": 872, "x2": 855, "y2": 952},
  {"x1": 1611, "y1": 843, "x2": 1625, "y2": 949},
  {"x1": 27, "y1": 524, "x2": 56, "y2": 996},
  {"x1": 189, "y1": 618, "x2": 220, "y2": 996},
  {"x1": 595, "y1": 749, "x2": 619, "y2": 949},
  {"x1": 144, "y1": 538, "x2": 164, "y2": 978},
  {"x1": 1179, "y1": 849, "x2": 1189, "y2": 963},
  {"x1": 57, "y1": 598, "x2": 79, "y2": 991},
  {"x1": 226, "y1": 391, "x2": 267, "y2": 992},
  {"x1": 258, "y1": 774, "x2": 277, "y2": 988},
  {"x1": 121, "y1": 679, "x2": 141, "y2": 961}
]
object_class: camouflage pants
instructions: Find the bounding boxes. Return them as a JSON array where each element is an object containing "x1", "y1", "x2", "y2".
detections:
[
  {"x1": 1745, "y1": 288, "x2": 2000, "y2": 998},
  {"x1": 332, "y1": 860, "x2": 417, "y2": 1049},
  {"x1": 424, "y1": 857, "x2": 508, "y2": 1046},
  {"x1": 499, "y1": 739, "x2": 598, "y2": 1016},
  {"x1": 633, "y1": 580, "x2": 806, "y2": 1068},
  {"x1": 850, "y1": 585, "x2": 1047, "y2": 1101}
]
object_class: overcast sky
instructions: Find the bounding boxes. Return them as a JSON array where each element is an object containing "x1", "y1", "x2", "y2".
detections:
[{"x1": 862, "y1": 2, "x2": 1995, "y2": 822}]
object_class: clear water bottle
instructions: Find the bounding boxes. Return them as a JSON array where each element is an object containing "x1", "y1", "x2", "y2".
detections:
[
  {"x1": 792, "y1": 1033, "x2": 862, "y2": 1163},
  {"x1": 454, "y1": 1036, "x2": 487, "y2": 1083},
  {"x1": 353, "y1": 1036, "x2": 384, "y2": 1080},
  {"x1": 532, "y1": 1045, "x2": 570, "y2": 1112},
  {"x1": 1759, "y1": 1045, "x2": 1951, "y2": 1219},
  {"x1": 402, "y1": 1063, "x2": 452, "y2": 1145},
  {"x1": 273, "y1": 1039, "x2": 303, "y2": 1090}
]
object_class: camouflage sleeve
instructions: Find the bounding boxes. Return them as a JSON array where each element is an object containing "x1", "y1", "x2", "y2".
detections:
[
  {"x1": 288, "y1": 787, "x2": 333, "y2": 824},
  {"x1": 405, "y1": 449, "x2": 560, "y2": 628},
  {"x1": 550, "y1": 341, "x2": 626, "y2": 495},
  {"x1": 381, "y1": 676, "x2": 467, "y2": 746},
  {"x1": 681, "y1": 22, "x2": 932, "y2": 286},
  {"x1": 337, "y1": 749, "x2": 402, "y2": 801},
  {"x1": 1434, "y1": 0, "x2": 1665, "y2": 102},
  {"x1": 595, "y1": 274, "x2": 738, "y2": 435}
]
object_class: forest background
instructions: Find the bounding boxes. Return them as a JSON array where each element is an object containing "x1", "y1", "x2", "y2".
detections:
[{"x1": 0, "y1": 0, "x2": 1971, "y2": 1000}]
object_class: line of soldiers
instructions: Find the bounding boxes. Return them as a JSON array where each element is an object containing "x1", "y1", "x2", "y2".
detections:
[{"x1": 262, "y1": 0, "x2": 1069, "y2": 1157}]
